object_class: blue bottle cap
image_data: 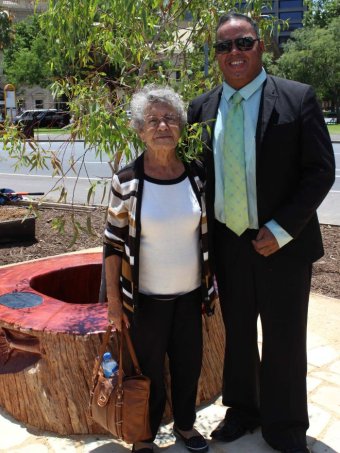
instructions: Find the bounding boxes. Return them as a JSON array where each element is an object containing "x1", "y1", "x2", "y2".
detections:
[{"x1": 103, "y1": 352, "x2": 112, "y2": 361}]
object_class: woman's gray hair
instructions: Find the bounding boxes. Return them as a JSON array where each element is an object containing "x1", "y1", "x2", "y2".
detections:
[{"x1": 130, "y1": 84, "x2": 187, "y2": 131}]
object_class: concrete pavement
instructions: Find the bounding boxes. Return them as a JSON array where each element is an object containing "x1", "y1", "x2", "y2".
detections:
[{"x1": 0, "y1": 291, "x2": 339, "y2": 453}]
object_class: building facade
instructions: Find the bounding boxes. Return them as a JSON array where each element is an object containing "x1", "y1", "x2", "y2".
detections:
[
  {"x1": 237, "y1": 0, "x2": 307, "y2": 48},
  {"x1": 0, "y1": 0, "x2": 46, "y2": 22},
  {"x1": 263, "y1": 0, "x2": 307, "y2": 47}
]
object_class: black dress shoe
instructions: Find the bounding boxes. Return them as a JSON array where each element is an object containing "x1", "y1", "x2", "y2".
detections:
[
  {"x1": 173, "y1": 425, "x2": 209, "y2": 452},
  {"x1": 210, "y1": 411, "x2": 259, "y2": 442},
  {"x1": 281, "y1": 448, "x2": 310, "y2": 453}
]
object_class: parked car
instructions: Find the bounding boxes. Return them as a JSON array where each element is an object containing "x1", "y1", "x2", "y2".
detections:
[
  {"x1": 13, "y1": 109, "x2": 70, "y2": 129},
  {"x1": 323, "y1": 111, "x2": 337, "y2": 125},
  {"x1": 324, "y1": 116, "x2": 337, "y2": 125}
]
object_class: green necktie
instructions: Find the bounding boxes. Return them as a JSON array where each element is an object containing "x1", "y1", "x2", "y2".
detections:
[{"x1": 224, "y1": 92, "x2": 249, "y2": 236}]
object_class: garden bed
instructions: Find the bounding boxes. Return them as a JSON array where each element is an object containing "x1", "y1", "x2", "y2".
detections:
[{"x1": 0, "y1": 206, "x2": 338, "y2": 299}]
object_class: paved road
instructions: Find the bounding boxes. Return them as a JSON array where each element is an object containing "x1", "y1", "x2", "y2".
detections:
[
  {"x1": 0, "y1": 139, "x2": 113, "y2": 205},
  {"x1": 317, "y1": 142, "x2": 340, "y2": 225},
  {"x1": 0, "y1": 137, "x2": 339, "y2": 225}
]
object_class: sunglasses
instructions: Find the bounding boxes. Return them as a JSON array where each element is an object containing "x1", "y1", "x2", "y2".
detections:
[{"x1": 213, "y1": 37, "x2": 260, "y2": 53}]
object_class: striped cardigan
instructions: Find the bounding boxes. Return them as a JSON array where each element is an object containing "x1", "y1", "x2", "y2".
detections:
[{"x1": 104, "y1": 153, "x2": 216, "y2": 316}]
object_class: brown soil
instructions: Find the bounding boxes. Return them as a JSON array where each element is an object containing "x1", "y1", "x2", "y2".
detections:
[
  {"x1": 0, "y1": 205, "x2": 105, "y2": 263},
  {"x1": 0, "y1": 206, "x2": 339, "y2": 299},
  {"x1": 313, "y1": 224, "x2": 340, "y2": 299}
]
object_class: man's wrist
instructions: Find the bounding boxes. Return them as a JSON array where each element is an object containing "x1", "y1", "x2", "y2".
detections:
[{"x1": 265, "y1": 220, "x2": 293, "y2": 248}]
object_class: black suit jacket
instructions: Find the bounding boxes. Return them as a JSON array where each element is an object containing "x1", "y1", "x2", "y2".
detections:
[{"x1": 188, "y1": 75, "x2": 335, "y2": 263}]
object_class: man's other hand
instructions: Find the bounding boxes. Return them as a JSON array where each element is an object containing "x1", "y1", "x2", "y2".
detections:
[{"x1": 252, "y1": 226, "x2": 280, "y2": 257}]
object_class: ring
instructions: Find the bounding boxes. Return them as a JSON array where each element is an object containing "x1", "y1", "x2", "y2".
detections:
[{"x1": 109, "y1": 320, "x2": 115, "y2": 325}]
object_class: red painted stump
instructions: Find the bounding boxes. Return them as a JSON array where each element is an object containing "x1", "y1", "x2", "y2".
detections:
[{"x1": 0, "y1": 252, "x2": 224, "y2": 435}]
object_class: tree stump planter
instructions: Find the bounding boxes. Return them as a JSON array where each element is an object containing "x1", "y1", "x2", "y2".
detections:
[
  {"x1": 0, "y1": 252, "x2": 224, "y2": 435},
  {"x1": 0, "y1": 206, "x2": 36, "y2": 243}
]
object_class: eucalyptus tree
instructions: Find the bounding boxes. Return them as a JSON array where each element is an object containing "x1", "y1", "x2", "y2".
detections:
[
  {"x1": 42, "y1": 1, "x2": 277, "y2": 157},
  {"x1": 4, "y1": 0, "x2": 278, "y2": 209}
]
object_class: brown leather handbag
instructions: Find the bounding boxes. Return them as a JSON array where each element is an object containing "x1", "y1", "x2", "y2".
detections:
[{"x1": 89, "y1": 324, "x2": 151, "y2": 443}]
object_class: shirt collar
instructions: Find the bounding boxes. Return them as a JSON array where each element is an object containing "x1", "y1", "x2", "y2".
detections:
[{"x1": 222, "y1": 68, "x2": 267, "y2": 102}]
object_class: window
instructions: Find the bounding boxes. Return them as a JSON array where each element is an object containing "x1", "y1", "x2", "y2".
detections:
[
  {"x1": 184, "y1": 10, "x2": 193, "y2": 20},
  {"x1": 279, "y1": 36, "x2": 290, "y2": 46},
  {"x1": 235, "y1": 1, "x2": 252, "y2": 10},
  {"x1": 35, "y1": 99, "x2": 44, "y2": 109},
  {"x1": 279, "y1": 11, "x2": 303, "y2": 20},
  {"x1": 288, "y1": 23, "x2": 303, "y2": 31},
  {"x1": 280, "y1": 0, "x2": 303, "y2": 8},
  {"x1": 22, "y1": 112, "x2": 34, "y2": 121}
]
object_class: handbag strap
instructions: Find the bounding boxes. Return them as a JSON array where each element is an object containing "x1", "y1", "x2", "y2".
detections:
[
  {"x1": 91, "y1": 324, "x2": 113, "y2": 384},
  {"x1": 123, "y1": 324, "x2": 142, "y2": 375},
  {"x1": 116, "y1": 324, "x2": 142, "y2": 390},
  {"x1": 91, "y1": 323, "x2": 142, "y2": 388}
]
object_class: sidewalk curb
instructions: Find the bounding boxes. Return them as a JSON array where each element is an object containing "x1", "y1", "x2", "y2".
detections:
[{"x1": 32, "y1": 135, "x2": 340, "y2": 144}]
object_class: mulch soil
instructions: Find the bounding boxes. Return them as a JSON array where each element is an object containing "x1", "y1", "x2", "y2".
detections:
[{"x1": 0, "y1": 205, "x2": 339, "y2": 299}]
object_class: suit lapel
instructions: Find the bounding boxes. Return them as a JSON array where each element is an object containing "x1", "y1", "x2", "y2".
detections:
[
  {"x1": 256, "y1": 76, "x2": 278, "y2": 148},
  {"x1": 203, "y1": 80, "x2": 278, "y2": 151},
  {"x1": 201, "y1": 86, "x2": 222, "y2": 149}
]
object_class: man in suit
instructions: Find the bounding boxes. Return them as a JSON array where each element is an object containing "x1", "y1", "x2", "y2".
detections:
[{"x1": 188, "y1": 12, "x2": 335, "y2": 453}]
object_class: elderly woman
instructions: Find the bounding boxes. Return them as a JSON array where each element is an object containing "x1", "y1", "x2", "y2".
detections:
[{"x1": 104, "y1": 85, "x2": 216, "y2": 453}]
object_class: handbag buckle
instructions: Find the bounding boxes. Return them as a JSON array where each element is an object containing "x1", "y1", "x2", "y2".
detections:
[{"x1": 97, "y1": 393, "x2": 109, "y2": 407}]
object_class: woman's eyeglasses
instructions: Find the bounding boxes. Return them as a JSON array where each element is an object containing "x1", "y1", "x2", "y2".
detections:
[
  {"x1": 145, "y1": 115, "x2": 179, "y2": 128},
  {"x1": 213, "y1": 37, "x2": 260, "y2": 54}
]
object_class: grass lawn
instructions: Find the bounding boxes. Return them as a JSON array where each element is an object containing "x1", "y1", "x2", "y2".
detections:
[
  {"x1": 328, "y1": 124, "x2": 340, "y2": 135},
  {"x1": 35, "y1": 128, "x2": 68, "y2": 134}
]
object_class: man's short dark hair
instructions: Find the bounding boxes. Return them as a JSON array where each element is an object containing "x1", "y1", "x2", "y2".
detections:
[{"x1": 216, "y1": 12, "x2": 260, "y2": 39}]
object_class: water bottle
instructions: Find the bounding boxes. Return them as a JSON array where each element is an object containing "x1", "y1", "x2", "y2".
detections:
[{"x1": 101, "y1": 352, "x2": 118, "y2": 378}]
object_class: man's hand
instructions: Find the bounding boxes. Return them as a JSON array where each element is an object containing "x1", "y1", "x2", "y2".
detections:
[
  {"x1": 252, "y1": 226, "x2": 280, "y2": 257},
  {"x1": 108, "y1": 297, "x2": 130, "y2": 331}
]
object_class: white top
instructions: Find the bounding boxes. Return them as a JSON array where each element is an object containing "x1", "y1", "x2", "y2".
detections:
[{"x1": 139, "y1": 172, "x2": 201, "y2": 297}]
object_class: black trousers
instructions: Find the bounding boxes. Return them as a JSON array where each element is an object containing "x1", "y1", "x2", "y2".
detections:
[
  {"x1": 214, "y1": 220, "x2": 312, "y2": 450},
  {"x1": 128, "y1": 288, "x2": 203, "y2": 441}
]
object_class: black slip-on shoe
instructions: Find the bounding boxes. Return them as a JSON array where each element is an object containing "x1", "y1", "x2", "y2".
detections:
[{"x1": 173, "y1": 425, "x2": 209, "y2": 452}]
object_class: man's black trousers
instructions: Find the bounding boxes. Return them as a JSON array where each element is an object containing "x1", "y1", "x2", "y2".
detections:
[{"x1": 214, "y1": 220, "x2": 312, "y2": 450}]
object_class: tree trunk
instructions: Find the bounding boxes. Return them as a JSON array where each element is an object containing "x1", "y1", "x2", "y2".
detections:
[{"x1": 0, "y1": 252, "x2": 224, "y2": 435}]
